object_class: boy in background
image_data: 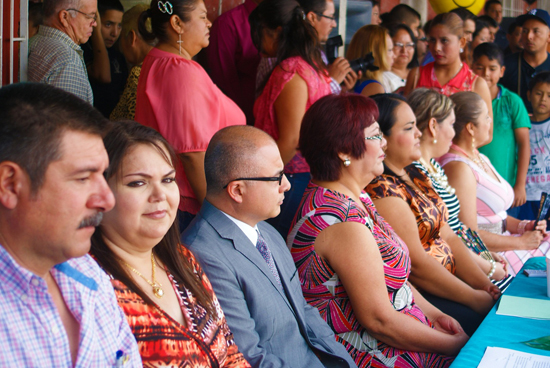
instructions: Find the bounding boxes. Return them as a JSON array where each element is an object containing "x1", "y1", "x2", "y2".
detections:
[
  {"x1": 519, "y1": 72, "x2": 550, "y2": 227},
  {"x1": 472, "y1": 43, "x2": 531, "y2": 217},
  {"x1": 84, "y1": 0, "x2": 128, "y2": 117}
]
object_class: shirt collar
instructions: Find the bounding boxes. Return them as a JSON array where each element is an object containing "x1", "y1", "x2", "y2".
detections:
[
  {"x1": 222, "y1": 212, "x2": 259, "y2": 246},
  {"x1": 0, "y1": 244, "x2": 42, "y2": 295}
]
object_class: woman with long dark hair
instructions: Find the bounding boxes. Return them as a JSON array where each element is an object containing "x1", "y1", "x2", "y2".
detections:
[
  {"x1": 91, "y1": 121, "x2": 250, "y2": 367},
  {"x1": 250, "y1": 0, "x2": 332, "y2": 238}
]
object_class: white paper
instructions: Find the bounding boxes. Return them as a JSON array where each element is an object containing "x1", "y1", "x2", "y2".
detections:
[{"x1": 477, "y1": 347, "x2": 550, "y2": 368}]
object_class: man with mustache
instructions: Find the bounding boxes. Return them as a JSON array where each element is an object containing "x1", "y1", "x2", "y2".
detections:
[{"x1": 0, "y1": 83, "x2": 141, "y2": 366}]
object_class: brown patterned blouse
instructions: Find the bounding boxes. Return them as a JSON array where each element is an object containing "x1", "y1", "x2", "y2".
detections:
[
  {"x1": 366, "y1": 164, "x2": 456, "y2": 274},
  {"x1": 109, "y1": 246, "x2": 250, "y2": 368}
]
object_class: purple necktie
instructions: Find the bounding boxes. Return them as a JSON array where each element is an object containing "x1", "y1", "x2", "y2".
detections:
[{"x1": 256, "y1": 231, "x2": 282, "y2": 286}]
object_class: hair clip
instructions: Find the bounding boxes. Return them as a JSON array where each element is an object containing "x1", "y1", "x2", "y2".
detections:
[{"x1": 158, "y1": 0, "x2": 173, "y2": 15}]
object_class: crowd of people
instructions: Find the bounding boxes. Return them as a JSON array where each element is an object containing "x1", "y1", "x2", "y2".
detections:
[{"x1": 2, "y1": 0, "x2": 550, "y2": 366}]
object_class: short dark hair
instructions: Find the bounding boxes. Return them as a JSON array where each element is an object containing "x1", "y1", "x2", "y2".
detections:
[
  {"x1": 528, "y1": 71, "x2": 550, "y2": 92},
  {"x1": 370, "y1": 93, "x2": 408, "y2": 137},
  {"x1": 297, "y1": 0, "x2": 327, "y2": 16},
  {"x1": 205, "y1": 126, "x2": 272, "y2": 194},
  {"x1": 389, "y1": 4, "x2": 420, "y2": 25},
  {"x1": 91, "y1": 120, "x2": 216, "y2": 319},
  {"x1": 299, "y1": 94, "x2": 378, "y2": 182},
  {"x1": 477, "y1": 15, "x2": 498, "y2": 29},
  {"x1": 450, "y1": 7, "x2": 476, "y2": 22},
  {"x1": 0, "y1": 83, "x2": 109, "y2": 193},
  {"x1": 507, "y1": 21, "x2": 520, "y2": 35},
  {"x1": 98, "y1": 0, "x2": 124, "y2": 16},
  {"x1": 473, "y1": 18, "x2": 491, "y2": 40},
  {"x1": 473, "y1": 42, "x2": 504, "y2": 66},
  {"x1": 484, "y1": 0, "x2": 502, "y2": 12},
  {"x1": 138, "y1": 0, "x2": 198, "y2": 45}
]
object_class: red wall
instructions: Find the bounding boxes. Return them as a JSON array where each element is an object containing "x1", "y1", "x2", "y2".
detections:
[{"x1": 2, "y1": 0, "x2": 21, "y2": 86}]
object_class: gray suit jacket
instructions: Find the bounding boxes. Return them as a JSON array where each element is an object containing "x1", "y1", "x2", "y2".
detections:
[{"x1": 182, "y1": 200, "x2": 357, "y2": 368}]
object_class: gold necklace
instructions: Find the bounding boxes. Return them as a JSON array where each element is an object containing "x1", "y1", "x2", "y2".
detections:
[{"x1": 121, "y1": 253, "x2": 164, "y2": 298}]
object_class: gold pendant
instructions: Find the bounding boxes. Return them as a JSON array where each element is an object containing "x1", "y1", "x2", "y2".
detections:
[{"x1": 152, "y1": 284, "x2": 164, "y2": 298}]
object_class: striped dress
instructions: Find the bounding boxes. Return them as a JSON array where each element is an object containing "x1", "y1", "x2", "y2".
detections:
[{"x1": 288, "y1": 183, "x2": 453, "y2": 368}]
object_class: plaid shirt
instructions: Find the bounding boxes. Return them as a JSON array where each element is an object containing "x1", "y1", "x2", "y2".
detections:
[
  {"x1": 28, "y1": 26, "x2": 93, "y2": 104},
  {"x1": 0, "y1": 245, "x2": 141, "y2": 367}
]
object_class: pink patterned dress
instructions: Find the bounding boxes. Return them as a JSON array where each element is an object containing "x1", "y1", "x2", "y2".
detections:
[
  {"x1": 288, "y1": 183, "x2": 453, "y2": 368},
  {"x1": 254, "y1": 56, "x2": 331, "y2": 174},
  {"x1": 416, "y1": 62, "x2": 477, "y2": 96}
]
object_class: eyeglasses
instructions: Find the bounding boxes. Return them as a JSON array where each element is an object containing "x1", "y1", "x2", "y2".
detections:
[
  {"x1": 393, "y1": 42, "x2": 416, "y2": 50},
  {"x1": 365, "y1": 133, "x2": 384, "y2": 141},
  {"x1": 222, "y1": 172, "x2": 285, "y2": 189},
  {"x1": 66, "y1": 8, "x2": 97, "y2": 24},
  {"x1": 316, "y1": 13, "x2": 336, "y2": 22}
]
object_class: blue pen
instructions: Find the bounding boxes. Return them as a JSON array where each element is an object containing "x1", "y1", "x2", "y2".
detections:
[{"x1": 115, "y1": 350, "x2": 129, "y2": 367}]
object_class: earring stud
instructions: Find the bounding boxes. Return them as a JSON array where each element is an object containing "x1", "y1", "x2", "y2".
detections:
[{"x1": 343, "y1": 159, "x2": 351, "y2": 167}]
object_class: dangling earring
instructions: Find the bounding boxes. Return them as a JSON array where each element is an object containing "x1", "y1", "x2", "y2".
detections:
[
  {"x1": 177, "y1": 33, "x2": 183, "y2": 55},
  {"x1": 471, "y1": 137, "x2": 476, "y2": 151},
  {"x1": 433, "y1": 138, "x2": 437, "y2": 144},
  {"x1": 460, "y1": 47, "x2": 464, "y2": 53},
  {"x1": 343, "y1": 158, "x2": 351, "y2": 167}
]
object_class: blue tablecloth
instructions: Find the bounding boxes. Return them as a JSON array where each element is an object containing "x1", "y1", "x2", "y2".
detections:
[{"x1": 451, "y1": 257, "x2": 550, "y2": 367}]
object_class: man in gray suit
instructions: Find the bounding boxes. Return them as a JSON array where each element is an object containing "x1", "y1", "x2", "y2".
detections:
[{"x1": 182, "y1": 126, "x2": 357, "y2": 367}]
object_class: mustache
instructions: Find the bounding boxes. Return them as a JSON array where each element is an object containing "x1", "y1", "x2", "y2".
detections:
[{"x1": 78, "y1": 212, "x2": 104, "y2": 229}]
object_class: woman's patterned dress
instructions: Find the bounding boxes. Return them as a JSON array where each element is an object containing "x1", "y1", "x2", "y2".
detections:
[{"x1": 288, "y1": 182, "x2": 453, "y2": 368}]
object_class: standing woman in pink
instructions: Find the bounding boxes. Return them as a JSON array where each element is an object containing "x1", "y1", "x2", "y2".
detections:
[
  {"x1": 135, "y1": 0, "x2": 246, "y2": 231},
  {"x1": 251, "y1": 0, "x2": 332, "y2": 239},
  {"x1": 405, "y1": 13, "x2": 493, "y2": 137}
]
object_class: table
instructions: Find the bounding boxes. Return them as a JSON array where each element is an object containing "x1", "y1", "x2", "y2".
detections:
[{"x1": 451, "y1": 257, "x2": 550, "y2": 367}]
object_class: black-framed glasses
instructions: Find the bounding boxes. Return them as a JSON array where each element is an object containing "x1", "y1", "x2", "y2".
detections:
[
  {"x1": 66, "y1": 8, "x2": 98, "y2": 23},
  {"x1": 223, "y1": 172, "x2": 285, "y2": 189},
  {"x1": 365, "y1": 133, "x2": 383, "y2": 141},
  {"x1": 316, "y1": 13, "x2": 336, "y2": 22}
]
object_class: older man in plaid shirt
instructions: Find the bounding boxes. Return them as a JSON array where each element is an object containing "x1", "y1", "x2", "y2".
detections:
[
  {"x1": 0, "y1": 83, "x2": 141, "y2": 367},
  {"x1": 28, "y1": 0, "x2": 97, "y2": 104}
]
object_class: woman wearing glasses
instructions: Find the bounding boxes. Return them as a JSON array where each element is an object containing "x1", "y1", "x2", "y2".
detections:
[
  {"x1": 366, "y1": 94, "x2": 500, "y2": 337},
  {"x1": 383, "y1": 23, "x2": 417, "y2": 93},
  {"x1": 288, "y1": 94, "x2": 468, "y2": 368}
]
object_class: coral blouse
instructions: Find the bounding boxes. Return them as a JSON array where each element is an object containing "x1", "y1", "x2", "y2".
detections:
[
  {"x1": 254, "y1": 56, "x2": 331, "y2": 174},
  {"x1": 136, "y1": 48, "x2": 245, "y2": 214},
  {"x1": 417, "y1": 61, "x2": 478, "y2": 96}
]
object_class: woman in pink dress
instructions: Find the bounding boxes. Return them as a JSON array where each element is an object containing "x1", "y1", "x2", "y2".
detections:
[
  {"x1": 404, "y1": 13, "x2": 493, "y2": 132},
  {"x1": 439, "y1": 92, "x2": 549, "y2": 275},
  {"x1": 135, "y1": 0, "x2": 246, "y2": 231},
  {"x1": 250, "y1": 0, "x2": 332, "y2": 239}
]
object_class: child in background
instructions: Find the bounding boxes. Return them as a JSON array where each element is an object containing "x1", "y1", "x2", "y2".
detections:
[
  {"x1": 519, "y1": 71, "x2": 550, "y2": 229},
  {"x1": 472, "y1": 43, "x2": 531, "y2": 217}
]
